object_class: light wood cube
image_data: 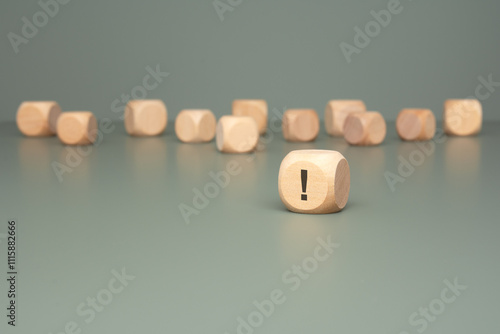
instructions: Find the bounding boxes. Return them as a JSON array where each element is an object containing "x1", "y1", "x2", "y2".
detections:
[
  {"x1": 344, "y1": 112, "x2": 386, "y2": 146},
  {"x1": 57, "y1": 112, "x2": 97, "y2": 145},
  {"x1": 124, "y1": 99, "x2": 167, "y2": 136},
  {"x1": 396, "y1": 109, "x2": 436, "y2": 141},
  {"x1": 282, "y1": 109, "x2": 319, "y2": 142},
  {"x1": 443, "y1": 99, "x2": 482, "y2": 136},
  {"x1": 324, "y1": 100, "x2": 366, "y2": 136},
  {"x1": 16, "y1": 101, "x2": 61, "y2": 136},
  {"x1": 232, "y1": 99, "x2": 268, "y2": 135},
  {"x1": 175, "y1": 109, "x2": 216, "y2": 143},
  {"x1": 278, "y1": 150, "x2": 350, "y2": 214},
  {"x1": 216, "y1": 116, "x2": 258, "y2": 153}
]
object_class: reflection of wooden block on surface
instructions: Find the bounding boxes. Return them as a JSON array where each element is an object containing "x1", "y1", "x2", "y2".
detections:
[
  {"x1": 396, "y1": 109, "x2": 436, "y2": 141},
  {"x1": 57, "y1": 112, "x2": 97, "y2": 145},
  {"x1": 232, "y1": 99, "x2": 268, "y2": 135},
  {"x1": 343, "y1": 112, "x2": 386, "y2": 146},
  {"x1": 175, "y1": 109, "x2": 216, "y2": 143},
  {"x1": 443, "y1": 99, "x2": 482, "y2": 136},
  {"x1": 216, "y1": 116, "x2": 258, "y2": 153},
  {"x1": 325, "y1": 100, "x2": 366, "y2": 137},
  {"x1": 124, "y1": 100, "x2": 167, "y2": 136},
  {"x1": 279, "y1": 150, "x2": 350, "y2": 214},
  {"x1": 16, "y1": 101, "x2": 61, "y2": 136},
  {"x1": 282, "y1": 109, "x2": 319, "y2": 142}
]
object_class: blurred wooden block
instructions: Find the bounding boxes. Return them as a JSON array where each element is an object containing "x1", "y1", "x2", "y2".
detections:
[
  {"x1": 396, "y1": 109, "x2": 436, "y2": 141},
  {"x1": 344, "y1": 111, "x2": 386, "y2": 146},
  {"x1": 443, "y1": 99, "x2": 482, "y2": 136},
  {"x1": 232, "y1": 99, "x2": 268, "y2": 135},
  {"x1": 57, "y1": 112, "x2": 97, "y2": 145},
  {"x1": 175, "y1": 109, "x2": 216, "y2": 143},
  {"x1": 16, "y1": 101, "x2": 61, "y2": 136},
  {"x1": 278, "y1": 150, "x2": 350, "y2": 214},
  {"x1": 325, "y1": 100, "x2": 366, "y2": 136},
  {"x1": 216, "y1": 116, "x2": 258, "y2": 153},
  {"x1": 124, "y1": 99, "x2": 167, "y2": 136},
  {"x1": 282, "y1": 109, "x2": 319, "y2": 142}
]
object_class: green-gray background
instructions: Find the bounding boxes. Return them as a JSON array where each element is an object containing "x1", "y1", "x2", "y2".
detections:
[
  {"x1": 1, "y1": 0, "x2": 500, "y2": 122},
  {"x1": 1, "y1": 1, "x2": 500, "y2": 333}
]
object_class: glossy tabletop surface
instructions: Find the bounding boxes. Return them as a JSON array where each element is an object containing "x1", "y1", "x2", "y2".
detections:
[{"x1": 0, "y1": 121, "x2": 498, "y2": 333}]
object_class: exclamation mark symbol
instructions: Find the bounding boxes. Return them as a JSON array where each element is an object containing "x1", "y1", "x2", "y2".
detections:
[{"x1": 301, "y1": 169, "x2": 308, "y2": 201}]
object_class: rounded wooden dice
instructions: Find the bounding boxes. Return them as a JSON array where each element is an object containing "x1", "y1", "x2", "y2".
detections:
[
  {"x1": 232, "y1": 99, "x2": 268, "y2": 135},
  {"x1": 216, "y1": 116, "x2": 259, "y2": 153},
  {"x1": 396, "y1": 109, "x2": 436, "y2": 141},
  {"x1": 124, "y1": 99, "x2": 167, "y2": 136},
  {"x1": 57, "y1": 112, "x2": 97, "y2": 145},
  {"x1": 443, "y1": 99, "x2": 482, "y2": 136},
  {"x1": 343, "y1": 112, "x2": 386, "y2": 146},
  {"x1": 175, "y1": 109, "x2": 216, "y2": 143},
  {"x1": 16, "y1": 101, "x2": 61, "y2": 136},
  {"x1": 325, "y1": 100, "x2": 366, "y2": 137},
  {"x1": 279, "y1": 150, "x2": 350, "y2": 214},
  {"x1": 282, "y1": 109, "x2": 319, "y2": 142}
]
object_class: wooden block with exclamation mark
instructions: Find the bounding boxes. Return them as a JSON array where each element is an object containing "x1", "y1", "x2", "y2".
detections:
[{"x1": 278, "y1": 150, "x2": 350, "y2": 214}]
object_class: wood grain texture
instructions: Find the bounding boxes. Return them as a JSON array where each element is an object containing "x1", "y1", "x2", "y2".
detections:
[
  {"x1": 324, "y1": 100, "x2": 366, "y2": 137},
  {"x1": 16, "y1": 101, "x2": 61, "y2": 136},
  {"x1": 396, "y1": 109, "x2": 436, "y2": 141},
  {"x1": 216, "y1": 116, "x2": 259, "y2": 153},
  {"x1": 175, "y1": 109, "x2": 216, "y2": 143},
  {"x1": 232, "y1": 99, "x2": 268, "y2": 135},
  {"x1": 343, "y1": 112, "x2": 386, "y2": 146},
  {"x1": 282, "y1": 109, "x2": 319, "y2": 142},
  {"x1": 56, "y1": 112, "x2": 97, "y2": 145},
  {"x1": 443, "y1": 99, "x2": 482, "y2": 136},
  {"x1": 279, "y1": 150, "x2": 350, "y2": 214},
  {"x1": 124, "y1": 99, "x2": 167, "y2": 136}
]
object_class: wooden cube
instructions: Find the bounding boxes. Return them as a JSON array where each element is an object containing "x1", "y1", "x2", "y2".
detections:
[
  {"x1": 282, "y1": 109, "x2": 319, "y2": 142},
  {"x1": 57, "y1": 112, "x2": 97, "y2": 145},
  {"x1": 443, "y1": 99, "x2": 482, "y2": 136},
  {"x1": 396, "y1": 109, "x2": 436, "y2": 141},
  {"x1": 16, "y1": 101, "x2": 61, "y2": 136},
  {"x1": 216, "y1": 116, "x2": 258, "y2": 153},
  {"x1": 175, "y1": 109, "x2": 216, "y2": 143},
  {"x1": 278, "y1": 150, "x2": 350, "y2": 214},
  {"x1": 124, "y1": 99, "x2": 167, "y2": 136},
  {"x1": 232, "y1": 99, "x2": 268, "y2": 135},
  {"x1": 324, "y1": 100, "x2": 366, "y2": 136},
  {"x1": 343, "y1": 112, "x2": 386, "y2": 146}
]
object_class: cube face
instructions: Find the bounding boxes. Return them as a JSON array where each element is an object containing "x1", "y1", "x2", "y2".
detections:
[
  {"x1": 282, "y1": 109, "x2": 319, "y2": 142},
  {"x1": 175, "y1": 109, "x2": 216, "y2": 143},
  {"x1": 57, "y1": 112, "x2": 97, "y2": 145},
  {"x1": 444, "y1": 99, "x2": 482, "y2": 136},
  {"x1": 278, "y1": 150, "x2": 350, "y2": 214},
  {"x1": 325, "y1": 100, "x2": 366, "y2": 137},
  {"x1": 124, "y1": 100, "x2": 167, "y2": 136},
  {"x1": 216, "y1": 116, "x2": 258, "y2": 153},
  {"x1": 396, "y1": 109, "x2": 436, "y2": 141},
  {"x1": 232, "y1": 100, "x2": 268, "y2": 135},
  {"x1": 16, "y1": 101, "x2": 61, "y2": 136},
  {"x1": 344, "y1": 112, "x2": 386, "y2": 146}
]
